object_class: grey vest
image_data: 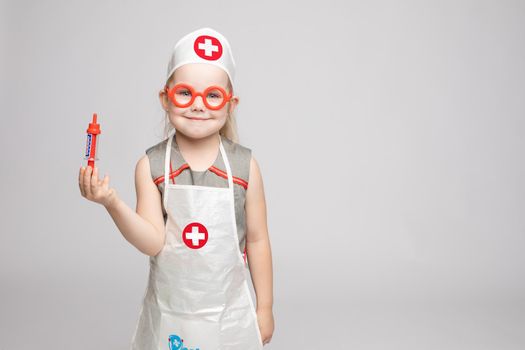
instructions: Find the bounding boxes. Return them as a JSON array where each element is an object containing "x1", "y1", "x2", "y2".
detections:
[{"x1": 145, "y1": 133, "x2": 252, "y2": 254}]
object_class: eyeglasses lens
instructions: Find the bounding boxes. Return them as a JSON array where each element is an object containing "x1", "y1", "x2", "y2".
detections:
[
  {"x1": 174, "y1": 86, "x2": 192, "y2": 105},
  {"x1": 205, "y1": 88, "x2": 225, "y2": 108}
]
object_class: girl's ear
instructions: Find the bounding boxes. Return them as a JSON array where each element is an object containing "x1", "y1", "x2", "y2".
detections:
[
  {"x1": 228, "y1": 95, "x2": 240, "y2": 114},
  {"x1": 159, "y1": 88, "x2": 169, "y2": 110}
]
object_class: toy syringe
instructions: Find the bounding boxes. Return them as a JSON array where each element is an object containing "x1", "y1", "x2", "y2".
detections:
[{"x1": 85, "y1": 113, "x2": 101, "y2": 168}]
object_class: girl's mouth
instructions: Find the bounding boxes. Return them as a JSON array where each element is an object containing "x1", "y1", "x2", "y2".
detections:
[{"x1": 186, "y1": 116, "x2": 209, "y2": 121}]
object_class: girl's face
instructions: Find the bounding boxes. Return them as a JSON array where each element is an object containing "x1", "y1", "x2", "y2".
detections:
[{"x1": 159, "y1": 63, "x2": 239, "y2": 140}]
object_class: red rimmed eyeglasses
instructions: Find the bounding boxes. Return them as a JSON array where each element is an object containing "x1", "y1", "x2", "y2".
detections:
[{"x1": 164, "y1": 83, "x2": 233, "y2": 110}]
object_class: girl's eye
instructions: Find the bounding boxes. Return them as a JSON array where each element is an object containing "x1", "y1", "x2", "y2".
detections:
[
  {"x1": 208, "y1": 93, "x2": 220, "y2": 99},
  {"x1": 175, "y1": 89, "x2": 191, "y2": 96}
]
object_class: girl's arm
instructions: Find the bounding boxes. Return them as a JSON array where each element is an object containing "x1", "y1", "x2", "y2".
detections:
[
  {"x1": 245, "y1": 155, "x2": 274, "y2": 343},
  {"x1": 79, "y1": 155, "x2": 165, "y2": 256},
  {"x1": 107, "y1": 155, "x2": 165, "y2": 256}
]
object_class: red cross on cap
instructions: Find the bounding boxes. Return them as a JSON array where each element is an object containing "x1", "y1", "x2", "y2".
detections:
[
  {"x1": 193, "y1": 35, "x2": 223, "y2": 61},
  {"x1": 182, "y1": 222, "x2": 209, "y2": 249}
]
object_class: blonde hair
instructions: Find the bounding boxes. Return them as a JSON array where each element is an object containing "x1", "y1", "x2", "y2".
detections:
[{"x1": 162, "y1": 76, "x2": 239, "y2": 143}]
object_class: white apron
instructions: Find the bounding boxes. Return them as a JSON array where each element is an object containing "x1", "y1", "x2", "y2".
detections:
[{"x1": 131, "y1": 130, "x2": 264, "y2": 350}]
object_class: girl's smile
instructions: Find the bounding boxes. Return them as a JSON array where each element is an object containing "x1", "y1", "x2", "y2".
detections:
[{"x1": 185, "y1": 116, "x2": 210, "y2": 121}]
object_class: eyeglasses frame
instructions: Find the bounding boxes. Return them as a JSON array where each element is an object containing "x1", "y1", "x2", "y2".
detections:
[{"x1": 164, "y1": 83, "x2": 233, "y2": 110}]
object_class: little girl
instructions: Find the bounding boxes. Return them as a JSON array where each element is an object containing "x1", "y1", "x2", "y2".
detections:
[{"x1": 78, "y1": 27, "x2": 274, "y2": 349}]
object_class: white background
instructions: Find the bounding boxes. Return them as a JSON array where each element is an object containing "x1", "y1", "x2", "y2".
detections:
[{"x1": 1, "y1": 0, "x2": 524, "y2": 348}]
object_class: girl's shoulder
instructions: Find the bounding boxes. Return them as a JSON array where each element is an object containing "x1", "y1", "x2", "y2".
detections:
[
  {"x1": 219, "y1": 135, "x2": 252, "y2": 161},
  {"x1": 218, "y1": 136, "x2": 253, "y2": 184},
  {"x1": 145, "y1": 137, "x2": 169, "y2": 161},
  {"x1": 144, "y1": 138, "x2": 169, "y2": 184}
]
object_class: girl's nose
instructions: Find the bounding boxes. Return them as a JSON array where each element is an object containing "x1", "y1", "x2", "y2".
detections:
[{"x1": 191, "y1": 95, "x2": 205, "y2": 110}]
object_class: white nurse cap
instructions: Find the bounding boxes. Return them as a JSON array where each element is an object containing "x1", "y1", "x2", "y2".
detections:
[{"x1": 166, "y1": 27, "x2": 236, "y2": 91}]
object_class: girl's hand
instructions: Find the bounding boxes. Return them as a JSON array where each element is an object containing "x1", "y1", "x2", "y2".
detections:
[
  {"x1": 79, "y1": 165, "x2": 118, "y2": 208},
  {"x1": 256, "y1": 307, "x2": 274, "y2": 346}
]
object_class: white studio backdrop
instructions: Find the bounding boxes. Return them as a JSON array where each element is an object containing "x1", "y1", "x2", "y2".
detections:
[{"x1": 1, "y1": 0, "x2": 524, "y2": 349}]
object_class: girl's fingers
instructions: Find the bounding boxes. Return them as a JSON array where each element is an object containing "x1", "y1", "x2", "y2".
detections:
[
  {"x1": 83, "y1": 166, "x2": 93, "y2": 197},
  {"x1": 102, "y1": 174, "x2": 110, "y2": 190},
  {"x1": 80, "y1": 165, "x2": 112, "y2": 205},
  {"x1": 79, "y1": 166, "x2": 85, "y2": 196},
  {"x1": 90, "y1": 166, "x2": 99, "y2": 194}
]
